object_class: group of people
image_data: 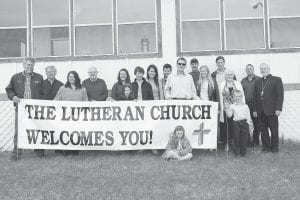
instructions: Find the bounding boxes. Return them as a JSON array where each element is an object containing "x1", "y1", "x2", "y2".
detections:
[{"x1": 5, "y1": 56, "x2": 284, "y2": 161}]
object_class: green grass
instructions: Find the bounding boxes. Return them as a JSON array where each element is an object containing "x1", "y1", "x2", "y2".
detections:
[{"x1": 0, "y1": 142, "x2": 299, "y2": 200}]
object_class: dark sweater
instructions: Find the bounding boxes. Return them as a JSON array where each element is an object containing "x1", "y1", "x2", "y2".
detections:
[
  {"x1": 42, "y1": 79, "x2": 63, "y2": 100},
  {"x1": 189, "y1": 70, "x2": 200, "y2": 88},
  {"x1": 82, "y1": 78, "x2": 108, "y2": 101},
  {"x1": 132, "y1": 78, "x2": 154, "y2": 100}
]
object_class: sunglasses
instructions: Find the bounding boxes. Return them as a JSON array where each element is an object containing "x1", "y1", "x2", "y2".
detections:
[{"x1": 177, "y1": 63, "x2": 186, "y2": 66}]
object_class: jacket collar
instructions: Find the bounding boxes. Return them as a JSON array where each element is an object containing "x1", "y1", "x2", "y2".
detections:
[{"x1": 22, "y1": 71, "x2": 34, "y2": 77}]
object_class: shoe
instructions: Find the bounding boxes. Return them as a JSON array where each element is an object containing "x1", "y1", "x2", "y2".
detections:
[
  {"x1": 152, "y1": 149, "x2": 158, "y2": 154},
  {"x1": 9, "y1": 154, "x2": 18, "y2": 161},
  {"x1": 261, "y1": 149, "x2": 270, "y2": 153},
  {"x1": 225, "y1": 144, "x2": 230, "y2": 152},
  {"x1": 55, "y1": 150, "x2": 64, "y2": 154},
  {"x1": 35, "y1": 152, "x2": 45, "y2": 158}
]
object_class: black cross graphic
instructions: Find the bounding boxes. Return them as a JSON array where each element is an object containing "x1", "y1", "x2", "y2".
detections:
[{"x1": 193, "y1": 123, "x2": 211, "y2": 146}]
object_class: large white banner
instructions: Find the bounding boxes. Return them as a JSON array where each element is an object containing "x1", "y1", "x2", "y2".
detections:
[{"x1": 18, "y1": 99, "x2": 218, "y2": 150}]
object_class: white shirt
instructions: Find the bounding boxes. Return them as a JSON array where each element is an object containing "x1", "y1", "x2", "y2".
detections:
[
  {"x1": 200, "y1": 80, "x2": 209, "y2": 101},
  {"x1": 164, "y1": 74, "x2": 199, "y2": 100},
  {"x1": 216, "y1": 71, "x2": 226, "y2": 86},
  {"x1": 229, "y1": 103, "x2": 252, "y2": 125},
  {"x1": 218, "y1": 80, "x2": 245, "y2": 122},
  {"x1": 137, "y1": 80, "x2": 143, "y2": 100}
]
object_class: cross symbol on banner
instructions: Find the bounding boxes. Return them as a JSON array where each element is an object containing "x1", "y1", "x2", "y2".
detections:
[{"x1": 193, "y1": 123, "x2": 211, "y2": 146}]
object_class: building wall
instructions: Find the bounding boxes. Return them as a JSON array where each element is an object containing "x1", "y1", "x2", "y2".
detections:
[
  {"x1": 0, "y1": 0, "x2": 299, "y2": 151},
  {"x1": 1, "y1": 0, "x2": 300, "y2": 94}
]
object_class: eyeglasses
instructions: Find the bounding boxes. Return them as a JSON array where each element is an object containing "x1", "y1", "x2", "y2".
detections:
[{"x1": 177, "y1": 63, "x2": 186, "y2": 66}]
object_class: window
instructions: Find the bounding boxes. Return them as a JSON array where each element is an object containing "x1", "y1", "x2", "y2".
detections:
[
  {"x1": 74, "y1": 0, "x2": 113, "y2": 55},
  {"x1": 0, "y1": 0, "x2": 27, "y2": 58},
  {"x1": 32, "y1": 0, "x2": 70, "y2": 57},
  {"x1": 269, "y1": 0, "x2": 300, "y2": 48},
  {"x1": 177, "y1": 0, "x2": 300, "y2": 54},
  {"x1": 224, "y1": 0, "x2": 265, "y2": 50},
  {"x1": 180, "y1": 0, "x2": 221, "y2": 51},
  {"x1": 29, "y1": 0, "x2": 160, "y2": 59},
  {"x1": 117, "y1": 0, "x2": 158, "y2": 54}
]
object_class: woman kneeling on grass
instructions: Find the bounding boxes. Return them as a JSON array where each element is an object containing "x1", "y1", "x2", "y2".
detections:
[{"x1": 162, "y1": 126, "x2": 193, "y2": 161}]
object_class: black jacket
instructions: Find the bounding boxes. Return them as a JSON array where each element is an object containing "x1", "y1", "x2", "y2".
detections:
[
  {"x1": 132, "y1": 78, "x2": 154, "y2": 100},
  {"x1": 6, "y1": 72, "x2": 43, "y2": 100},
  {"x1": 253, "y1": 75, "x2": 284, "y2": 116}
]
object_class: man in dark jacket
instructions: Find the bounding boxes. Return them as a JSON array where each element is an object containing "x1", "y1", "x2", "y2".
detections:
[
  {"x1": 42, "y1": 66, "x2": 63, "y2": 100},
  {"x1": 6, "y1": 58, "x2": 44, "y2": 160},
  {"x1": 132, "y1": 66, "x2": 154, "y2": 100},
  {"x1": 253, "y1": 63, "x2": 284, "y2": 153},
  {"x1": 189, "y1": 58, "x2": 200, "y2": 88},
  {"x1": 211, "y1": 56, "x2": 236, "y2": 147},
  {"x1": 241, "y1": 64, "x2": 261, "y2": 146}
]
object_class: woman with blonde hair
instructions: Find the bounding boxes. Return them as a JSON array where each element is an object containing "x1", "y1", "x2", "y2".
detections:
[
  {"x1": 196, "y1": 65, "x2": 218, "y2": 101},
  {"x1": 218, "y1": 69, "x2": 245, "y2": 151}
]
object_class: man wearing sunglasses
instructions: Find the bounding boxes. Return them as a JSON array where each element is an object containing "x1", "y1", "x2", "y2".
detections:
[{"x1": 164, "y1": 57, "x2": 199, "y2": 100}]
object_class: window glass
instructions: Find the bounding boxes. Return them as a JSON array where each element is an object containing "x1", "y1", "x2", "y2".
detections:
[
  {"x1": 74, "y1": 0, "x2": 112, "y2": 24},
  {"x1": 0, "y1": 29, "x2": 26, "y2": 58},
  {"x1": 182, "y1": 21, "x2": 221, "y2": 51},
  {"x1": 270, "y1": 17, "x2": 300, "y2": 48},
  {"x1": 181, "y1": 0, "x2": 220, "y2": 20},
  {"x1": 33, "y1": 27, "x2": 69, "y2": 57},
  {"x1": 118, "y1": 23, "x2": 156, "y2": 54},
  {"x1": 226, "y1": 19, "x2": 265, "y2": 49},
  {"x1": 225, "y1": 0, "x2": 263, "y2": 18},
  {"x1": 75, "y1": 25, "x2": 113, "y2": 55},
  {"x1": 32, "y1": 0, "x2": 69, "y2": 26},
  {"x1": 117, "y1": 0, "x2": 156, "y2": 23},
  {"x1": 0, "y1": 0, "x2": 26, "y2": 27},
  {"x1": 269, "y1": 0, "x2": 300, "y2": 17}
]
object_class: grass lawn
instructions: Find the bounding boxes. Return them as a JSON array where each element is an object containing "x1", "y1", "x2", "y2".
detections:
[{"x1": 0, "y1": 142, "x2": 299, "y2": 200}]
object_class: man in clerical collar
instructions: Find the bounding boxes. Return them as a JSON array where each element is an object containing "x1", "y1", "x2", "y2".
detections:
[
  {"x1": 42, "y1": 66, "x2": 63, "y2": 100},
  {"x1": 6, "y1": 57, "x2": 44, "y2": 160},
  {"x1": 241, "y1": 64, "x2": 260, "y2": 147},
  {"x1": 253, "y1": 63, "x2": 284, "y2": 153},
  {"x1": 164, "y1": 57, "x2": 198, "y2": 100},
  {"x1": 82, "y1": 66, "x2": 108, "y2": 101}
]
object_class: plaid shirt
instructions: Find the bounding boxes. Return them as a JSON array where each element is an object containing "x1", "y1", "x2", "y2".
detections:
[
  {"x1": 23, "y1": 73, "x2": 32, "y2": 99},
  {"x1": 161, "y1": 77, "x2": 168, "y2": 99}
]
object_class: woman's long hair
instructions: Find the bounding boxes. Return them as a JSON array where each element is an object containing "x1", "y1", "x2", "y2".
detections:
[
  {"x1": 197, "y1": 65, "x2": 214, "y2": 90},
  {"x1": 117, "y1": 68, "x2": 131, "y2": 85},
  {"x1": 146, "y1": 64, "x2": 159, "y2": 87},
  {"x1": 65, "y1": 71, "x2": 82, "y2": 89}
]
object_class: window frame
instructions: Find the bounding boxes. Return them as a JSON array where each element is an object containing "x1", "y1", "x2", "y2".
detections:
[
  {"x1": 178, "y1": 0, "x2": 223, "y2": 52},
  {"x1": 31, "y1": 0, "x2": 71, "y2": 58},
  {"x1": 176, "y1": 0, "x2": 300, "y2": 57},
  {"x1": 0, "y1": 0, "x2": 28, "y2": 59},
  {"x1": 0, "y1": 0, "x2": 162, "y2": 62},
  {"x1": 268, "y1": 0, "x2": 300, "y2": 49}
]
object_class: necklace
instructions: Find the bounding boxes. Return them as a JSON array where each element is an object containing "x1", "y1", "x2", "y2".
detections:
[{"x1": 261, "y1": 77, "x2": 269, "y2": 97}]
